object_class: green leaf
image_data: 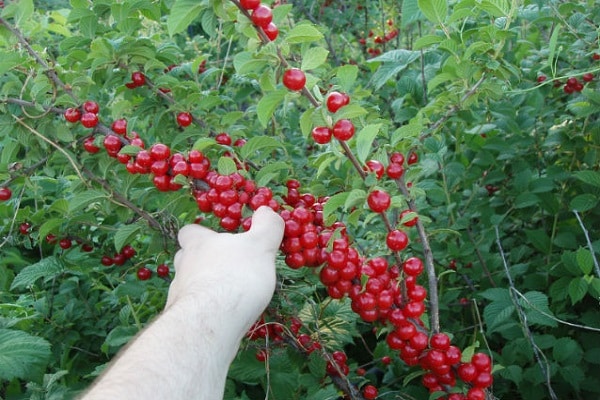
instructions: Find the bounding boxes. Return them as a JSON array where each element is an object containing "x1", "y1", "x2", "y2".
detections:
[
  {"x1": 114, "y1": 224, "x2": 141, "y2": 253},
  {"x1": 553, "y1": 337, "x2": 583, "y2": 365},
  {"x1": 334, "y1": 104, "x2": 368, "y2": 120},
  {"x1": 217, "y1": 157, "x2": 238, "y2": 176},
  {"x1": 368, "y1": 50, "x2": 420, "y2": 90},
  {"x1": 257, "y1": 89, "x2": 287, "y2": 127},
  {"x1": 301, "y1": 47, "x2": 329, "y2": 70},
  {"x1": 38, "y1": 218, "x2": 65, "y2": 241},
  {"x1": 2, "y1": 0, "x2": 34, "y2": 29},
  {"x1": 524, "y1": 229, "x2": 550, "y2": 253},
  {"x1": 521, "y1": 291, "x2": 558, "y2": 327},
  {"x1": 323, "y1": 192, "x2": 350, "y2": 221},
  {"x1": 401, "y1": 0, "x2": 424, "y2": 27},
  {"x1": 0, "y1": 329, "x2": 51, "y2": 381},
  {"x1": 484, "y1": 301, "x2": 515, "y2": 333},
  {"x1": 568, "y1": 277, "x2": 588, "y2": 305},
  {"x1": 10, "y1": 256, "x2": 63, "y2": 290},
  {"x1": 335, "y1": 64, "x2": 358, "y2": 92},
  {"x1": 255, "y1": 161, "x2": 290, "y2": 187},
  {"x1": 576, "y1": 248, "x2": 594, "y2": 275},
  {"x1": 344, "y1": 189, "x2": 367, "y2": 211},
  {"x1": 574, "y1": 170, "x2": 600, "y2": 188},
  {"x1": 68, "y1": 190, "x2": 106, "y2": 213},
  {"x1": 356, "y1": 124, "x2": 382, "y2": 164},
  {"x1": 418, "y1": 0, "x2": 448, "y2": 25},
  {"x1": 479, "y1": 0, "x2": 510, "y2": 17},
  {"x1": 167, "y1": 0, "x2": 205, "y2": 36},
  {"x1": 239, "y1": 136, "x2": 284, "y2": 160},
  {"x1": 570, "y1": 194, "x2": 598, "y2": 211},
  {"x1": 414, "y1": 35, "x2": 444, "y2": 50},
  {"x1": 285, "y1": 23, "x2": 323, "y2": 44}
]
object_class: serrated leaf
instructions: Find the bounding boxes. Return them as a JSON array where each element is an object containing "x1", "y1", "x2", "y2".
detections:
[
  {"x1": 114, "y1": 224, "x2": 141, "y2": 253},
  {"x1": 301, "y1": 47, "x2": 329, "y2": 70},
  {"x1": 192, "y1": 137, "x2": 217, "y2": 151},
  {"x1": 257, "y1": 89, "x2": 287, "y2": 127},
  {"x1": 285, "y1": 23, "x2": 323, "y2": 44},
  {"x1": 10, "y1": 257, "x2": 63, "y2": 290},
  {"x1": 402, "y1": 0, "x2": 424, "y2": 27},
  {"x1": 334, "y1": 104, "x2": 368, "y2": 120},
  {"x1": 167, "y1": 0, "x2": 205, "y2": 36},
  {"x1": 368, "y1": 50, "x2": 420, "y2": 90},
  {"x1": 568, "y1": 277, "x2": 588, "y2": 305},
  {"x1": 574, "y1": 170, "x2": 600, "y2": 188},
  {"x1": 553, "y1": 337, "x2": 583, "y2": 365},
  {"x1": 483, "y1": 301, "x2": 515, "y2": 333},
  {"x1": 335, "y1": 64, "x2": 358, "y2": 92},
  {"x1": 38, "y1": 218, "x2": 65, "y2": 241},
  {"x1": 119, "y1": 145, "x2": 142, "y2": 155},
  {"x1": 576, "y1": 248, "x2": 594, "y2": 275},
  {"x1": 414, "y1": 35, "x2": 444, "y2": 50},
  {"x1": 418, "y1": 0, "x2": 448, "y2": 25},
  {"x1": 239, "y1": 136, "x2": 284, "y2": 159},
  {"x1": 0, "y1": 329, "x2": 51, "y2": 381},
  {"x1": 356, "y1": 124, "x2": 382, "y2": 164},
  {"x1": 323, "y1": 192, "x2": 350, "y2": 221},
  {"x1": 479, "y1": 0, "x2": 510, "y2": 17},
  {"x1": 68, "y1": 190, "x2": 106, "y2": 213},
  {"x1": 255, "y1": 161, "x2": 290, "y2": 187},
  {"x1": 521, "y1": 291, "x2": 558, "y2": 327},
  {"x1": 217, "y1": 157, "x2": 238, "y2": 176},
  {"x1": 344, "y1": 189, "x2": 367, "y2": 210},
  {"x1": 569, "y1": 193, "x2": 598, "y2": 212}
]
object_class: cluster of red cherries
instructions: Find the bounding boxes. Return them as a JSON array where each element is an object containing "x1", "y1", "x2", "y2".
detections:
[
  {"x1": 358, "y1": 20, "x2": 399, "y2": 57},
  {"x1": 240, "y1": 0, "x2": 279, "y2": 41}
]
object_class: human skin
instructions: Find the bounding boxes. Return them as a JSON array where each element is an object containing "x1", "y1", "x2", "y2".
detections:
[{"x1": 81, "y1": 206, "x2": 285, "y2": 400}]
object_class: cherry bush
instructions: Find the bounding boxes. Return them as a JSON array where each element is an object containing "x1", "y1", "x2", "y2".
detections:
[{"x1": 1, "y1": 0, "x2": 600, "y2": 399}]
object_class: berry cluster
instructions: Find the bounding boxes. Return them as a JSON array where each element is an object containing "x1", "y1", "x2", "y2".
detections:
[
  {"x1": 358, "y1": 21, "x2": 399, "y2": 57},
  {"x1": 125, "y1": 71, "x2": 147, "y2": 89},
  {"x1": 240, "y1": 0, "x2": 279, "y2": 41},
  {"x1": 64, "y1": 100, "x2": 100, "y2": 128},
  {"x1": 311, "y1": 91, "x2": 353, "y2": 143}
]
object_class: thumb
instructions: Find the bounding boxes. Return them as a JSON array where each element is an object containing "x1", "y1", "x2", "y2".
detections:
[{"x1": 245, "y1": 206, "x2": 285, "y2": 252}]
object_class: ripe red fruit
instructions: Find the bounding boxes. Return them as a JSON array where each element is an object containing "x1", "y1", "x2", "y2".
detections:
[
  {"x1": 282, "y1": 68, "x2": 306, "y2": 91},
  {"x1": 111, "y1": 119, "x2": 127, "y2": 135},
  {"x1": 367, "y1": 190, "x2": 391, "y2": 213},
  {"x1": 157, "y1": 263, "x2": 170, "y2": 277},
  {"x1": 537, "y1": 75, "x2": 546, "y2": 83},
  {"x1": 240, "y1": 0, "x2": 260, "y2": 10},
  {"x1": 473, "y1": 372, "x2": 493, "y2": 388},
  {"x1": 251, "y1": 5, "x2": 273, "y2": 28},
  {"x1": 150, "y1": 143, "x2": 171, "y2": 160},
  {"x1": 593, "y1": 53, "x2": 600, "y2": 61},
  {"x1": 583, "y1": 73, "x2": 594, "y2": 82},
  {"x1": 101, "y1": 256, "x2": 113, "y2": 266},
  {"x1": 311, "y1": 126, "x2": 332, "y2": 144},
  {"x1": 403, "y1": 257, "x2": 423, "y2": 276},
  {"x1": 386, "y1": 229, "x2": 408, "y2": 251},
  {"x1": 80, "y1": 112, "x2": 99, "y2": 128},
  {"x1": 326, "y1": 91, "x2": 349, "y2": 113},
  {"x1": 263, "y1": 22, "x2": 279, "y2": 41},
  {"x1": 112, "y1": 253, "x2": 126, "y2": 266},
  {"x1": 458, "y1": 362, "x2": 477, "y2": 382},
  {"x1": 366, "y1": 160, "x2": 384, "y2": 179},
  {"x1": 362, "y1": 384, "x2": 378, "y2": 399},
  {"x1": 215, "y1": 132, "x2": 232, "y2": 145},
  {"x1": 64, "y1": 107, "x2": 81, "y2": 123},
  {"x1": 136, "y1": 266, "x2": 152, "y2": 280},
  {"x1": 332, "y1": 119, "x2": 355, "y2": 141},
  {"x1": 407, "y1": 152, "x2": 418, "y2": 165},
  {"x1": 131, "y1": 71, "x2": 146, "y2": 86},
  {"x1": 19, "y1": 222, "x2": 31, "y2": 235},
  {"x1": 386, "y1": 162, "x2": 404, "y2": 179},
  {"x1": 121, "y1": 244, "x2": 136, "y2": 259},
  {"x1": 471, "y1": 352, "x2": 492, "y2": 372},
  {"x1": 466, "y1": 388, "x2": 486, "y2": 400},
  {"x1": 399, "y1": 209, "x2": 418, "y2": 227},
  {"x1": 430, "y1": 333, "x2": 451, "y2": 351},
  {"x1": 0, "y1": 187, "x2": 12, "y2": 201},
  {"x1": 176, "y1": 112, "x2": 193, "y2": 127},
  {"x1": 83, "y1": 101, "x2": 99, "y2": 114},
  {"x1": 59, "y1": 238, "x2": 72, "y2": 249},
  {"x1": 103, "y1": 135, "x2": 122, "y2": 154},
  {"x1": 381, "y1": 355, "x2": 391, "y2": 365},
  {"x1": 81, "y1": 243, "x2": 94, "y2": 252}
]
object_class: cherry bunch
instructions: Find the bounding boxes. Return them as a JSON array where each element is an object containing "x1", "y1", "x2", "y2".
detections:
[{"x1": 240, "y1": 0, "x2": 279, "y2": 41}]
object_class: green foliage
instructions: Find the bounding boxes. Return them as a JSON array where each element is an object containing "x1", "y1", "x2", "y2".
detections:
[{"x1": 1, "y1": 0, "x2": 599, "y2": 399}]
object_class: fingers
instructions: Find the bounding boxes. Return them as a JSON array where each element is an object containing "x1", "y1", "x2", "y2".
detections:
[
  {"x1": 246, "y1": 206, "x2": 285, "y2": 252},
  {"x1": 177, "y1": 224, "x2": 215, "y2": 249}
]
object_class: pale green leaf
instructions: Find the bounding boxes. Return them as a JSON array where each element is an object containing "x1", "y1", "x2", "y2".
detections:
[
  {"x1": 335, "y1": 64, "x2": 358, "y2": 92},
  {"x1": 114, "y1": 224, "x2": 141, "y2": 253},
  {"x1": 356, "y1": 124, "x2": 382, "y2": 164},
  {"x1": 323, "y1": 192, "x2": 350, "y2": 221},
  {"x1": 167, "y1": 0, "x2": 205, "y2": 36},
  {"x1": 301, "y1": 47, "x2": 329, "y2": 70},
  {"x1": 576, "y1": 248, "x2": 594, "y2": 275},
  {"x1": 10, "y1": 257, "x2": 63, "y2": 290},
  {"x1": 68, "y1": 190, "x2": 106, "y2": 213},
  {"x1": 0, "y1": 329, "x2": 51, "y2": 381},
  {"x1": 257, "y1": 89, "x2": 287, "y2": 127},
  {"x1": 568, "y1": 277, "x2": 588, "y2": 305},
  {"x1": 239, "y1": 136, "x2": 284, "y2": 159},
  {"x1": 418, "y1": 0, "x2": 448, "y2": 25},
  {"x1": 217, "y1": 156, "x2": 238, "y2": 176},
  {"x1": 401, "y1": 0, "x2": 424, "y2": 27},
  {"x1": 285, "y1": 23, "x2": 323, "y2": 44}
]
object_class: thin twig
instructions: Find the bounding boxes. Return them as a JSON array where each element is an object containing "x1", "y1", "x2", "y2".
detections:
[{"x1": 573, "y1": 210, "x2": 600, "y2": 279}]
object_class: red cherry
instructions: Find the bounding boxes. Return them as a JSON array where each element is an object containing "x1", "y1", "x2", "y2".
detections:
[
  {"x1": 458, "y1": 362, "x2": 477, "y2": 382},
  {"x1": 593, "y1": 53, "x2": 600, "y2": 61},
  {"x1": 473, "y1": 372, "x2": 493, "y2": 388},
  {"x1": 471, "y1": 352, "x2": 492, "y2": 372},
  {"x1": 83, "y1": 101, "x2": 99, "y2": 114},
  {"x1": 103, "y1": 135, "x2": 122, "y2": 154},
  {"x1": 430, "y1": 333, "x2": 451, "y2": 351},
  {"x1": 136, "y1": 266, "x2": 152, "y2": 280},
  {"x1": 131, "y1": 71, "x2": 146, "y2": 86},
  {"x1": 326, "y1": 91, "x2": 349, "y2": 113},
  {"x1": 157, "y1": 263, "x2": 170, "y2": 277},
  {"x1": 332, "y1": 119, "x2": 355, "y2": 141},
  {"x1": 64, "y1": 107, "x2": 81, "y2": 123},
  {"x1": 367, "y1": 190, "x2": 391, "y2": 213},
  {"x1": 386, "y1": 162, "x2": 404, "y2": 179},
  {"x1": 59, "y1": 238, "x2": 72, "y2": 249},
  {"x1": 403, "y1": 257, "x2": 423, "y2": 276},
  {"x1": 263, "y1": 22, "x2": 279, "y2": 41},
  {"x1": 121, "y1": 244, "x2": 136, "y2": 259},
  {"x1": 466, "y1": 388, "x2": 486, "y2": 400},
  {"x1": 19, "y1": 222, "x2": 31, "y2": 235},
  {"x1": 215, "y1": 132, "x2": 232, "y2": 145},
  {"x1": 366, "y1": 160, "x2": 384, "y2": 179},
  {"x1": 446, "y1": 345, "x2": 462, "y2": 365},
  {"x1": 386, "y1": 229, "x2": 408, "y2": 251},
  {"x1": 399, "y1": 209, "x2": 418, "y2": 227},
  {"x1": 81, "y1": 243, "x2": 94, "y2": 252},
  {"x1": 111, "y1": 119, "x2": 127, "y2": 135},
  {"x1": 176, "y1": 112, "x2": 193, "y2": 127},
  {"x1": 251, "y1": 5, "x2": 273, "y2": 28},
  {"x1": 311, "y1": 126, "x2": 332, "y2": 144},
  {"x1": 188, "y1": 149, "x2": 205, "y2": 163},
  {"x1": 80, "y1": 112, "x2": 99, "y2": 128},
  {"x1": 101, "y1": 256, "x2": 113, "y2": 266},
  {"x1": 240, "y1": 0, "x2": 260, "y2": 10},
  {"x1": 407, "y1": 152, "x2": 418, "y2": 165},
  {"x1": 282, "y1": 68, "x2": 306, "y2": 91},
  {"x1": 0, "y1": 187, "x2": 12, "y2": 201},
  {"x1": 172, "y1": 160, "x2": 190, "y2": 177},
  {"x1": 583, "y1": 73, "x2": 594, "y2": 82},
  {"x1": 537, "y1": 75, "x2": 547, "y2": 83},
  {"x1": 362, "y1": 384, "x2": 378, "y2": 400},
  {"x1": 150, "y1": 143, "x2": 171, "y2": 160}
]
